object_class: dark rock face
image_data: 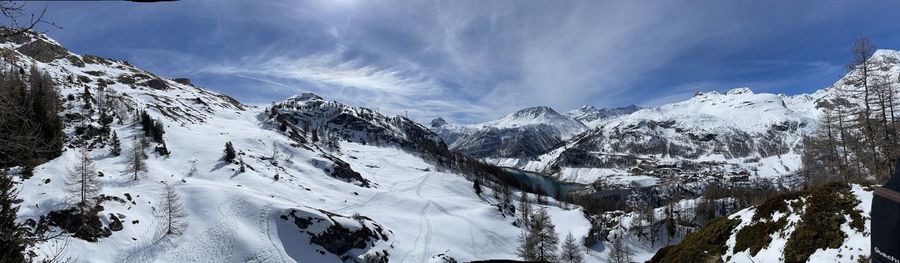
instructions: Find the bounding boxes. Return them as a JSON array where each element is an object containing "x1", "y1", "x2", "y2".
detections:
[
  {"x1": 547, "y1": 119, "x2": 801, "y2": 173},
  {"x1": 270, "y1": 94, "x2": 449, "y2": 156},
  {"x1": 173, "y1": 78, "x2": 194, "y2": 86},
  {"x1": 320, "y1": 153, "x2": 370, "y2": 188},
  {"x1": 46, "y1": 206, "x2": 112, "y2": 242},
  {"x1": 451, "y1": 124, "x2": 562, "y2": 159},
  {"x1": 146, "y1": 78, "x2": 169, "y2": 90},
  {"x1": 430, "y1": 122, "x2": 471, "y2": 146},
  {"x1": 108, "y1": 214, "x2": 124, "y2": 231},
  {"x1": 430, "y1": 117, "x2": 448, "y2": 128},
  {"x1": 16, "y1": 39, "x2": 69, "y2": 63},
  {"x1": 280, "y1": 208, "x2": 390, "y2": 260}
]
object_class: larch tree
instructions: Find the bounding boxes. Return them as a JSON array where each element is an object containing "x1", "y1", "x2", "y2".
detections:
[
  {"x1": 519, "y1": 208, "x2": 559, "y2": 262},
  {"x1": 608, "y1": 233, "x2": 632, "y2": 263},
  {"x1": 66, "y1": 146, "x2": 101, "y2": 215},
  {"x1": 155, "y1": 184, "x2": 187, "y2": 237},
  {"x1": 559, "y1": 232, "x2": 584, "y2": 263},
  {"x1": 518, "y1": 191, "x2": 532, "y2": 228},
  {"x1": 125, "y1": 138, "x2": 147, "y2": 181}
]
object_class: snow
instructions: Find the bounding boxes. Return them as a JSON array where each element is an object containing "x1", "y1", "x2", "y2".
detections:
[
  {"x1": 481, "y1": 106, "x2": 587, "y2": 139},
  {"x1": 719, "y1": 185, "x2": 873, "y2": 263},
  {"x1": 19, "y1": 103, "x2": 596, "y2": 262},
  {"x1": 3, "y1": 32, "x2": 600, "y2": 263},
  {"x1": 607, "y1": 88, "x2": 815, "y2": 134},
  {"x1": 556, "y1": 167, "x2": 659, "y2": 186}
]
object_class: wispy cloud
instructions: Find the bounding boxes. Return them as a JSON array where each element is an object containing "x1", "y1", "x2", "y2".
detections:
[
  {"x1": 200, "y1": 49, "x2": 441, "y2": 96},
  {"x1": 34, "y1": 0, "x2": 900, "y2": 124}
]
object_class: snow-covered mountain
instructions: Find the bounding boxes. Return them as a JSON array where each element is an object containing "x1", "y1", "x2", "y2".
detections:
[
  {"x1": 3, "y1": 31, "x2": 598, "y2": 263},
  {"x1": 431, "y1": 106, "x2": 589, "y2": 160},
  {"x1": 564, "y1": 104, "x2": 642, "y2": 128},
  {"x1": 483, "y1": 106, "x2": 588, "y2": 139},
  {"x1": 504, "y1": 87, "x2": 818, "y2": 185},
  {"x1": 513, "y1": 49, "x2": 900, "y2": 187}
]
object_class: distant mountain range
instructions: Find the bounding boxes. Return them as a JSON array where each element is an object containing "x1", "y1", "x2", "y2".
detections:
[{"x1": 430, "y1": 105, "x2": 640, "y2": 160}]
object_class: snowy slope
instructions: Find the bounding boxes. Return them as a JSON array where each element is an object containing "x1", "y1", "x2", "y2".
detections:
[
  {"x1": 482, "y1": 106, "x2": 588, "y2": 139},
  {"x1": 3, "y1": 31, "x2": 599, "y2": 263},
  {"x1": 651, "y1": 183, "x2": 872, "y2": 263},
  {"x1": 564, "y1": 105, "x2": 642, "y2": 128},
  {"x1": 431, "y1": 106, "x2": 587, "y2": 161},
  {"x1": 506, "y1": 87, "x2": 820, "y2": 185},
  {"x1": 525, "y1": 49, "x2": 900, "y2": 186}
]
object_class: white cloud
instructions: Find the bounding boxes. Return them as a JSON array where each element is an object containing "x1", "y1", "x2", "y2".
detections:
[
  {"x1": 200, "y1": 49, "x2": 441, "y2": 96},
  {"x1": 41, "y1": 0, "x2": 863, "y2": 124}
]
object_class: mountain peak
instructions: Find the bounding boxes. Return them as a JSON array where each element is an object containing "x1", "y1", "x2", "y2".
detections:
[
  {"x1": 510, "y1": 106, "x2": 560, "y2": 118},
  {"x1": 430, "y1": 117, "x2": 448, "y2": 128},
  {"x1": 726, "y1": 87, "x2": 753, "y2": 95},
  {"x1": 287, "y1": 92, "x2": 324, "y2": 102},
  {"x1": 576, "y1": 105, "x2": 599, "y2": 112}
]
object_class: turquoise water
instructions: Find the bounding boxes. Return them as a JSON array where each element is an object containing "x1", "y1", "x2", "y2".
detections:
[{"x1": 503, "y1": 168, "x2": 584, "y2": 198}]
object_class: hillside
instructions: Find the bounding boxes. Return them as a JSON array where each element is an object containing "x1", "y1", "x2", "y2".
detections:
[
  {"x1": 2, "y1": 31, "x2": 596, "y2": 263},
  {"x1": 650, "y1": 182, "x2": 871, "y2": 263},
  {"x1": 431, "y1": 105, "x2": 636, "y2": 162},
  {"x1": 507, "y1": 49, "x2": 900, "y2": 188}
]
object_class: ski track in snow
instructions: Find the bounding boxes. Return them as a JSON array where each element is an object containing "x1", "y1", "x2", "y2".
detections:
[
  {"x1": 170, "y1": 196, "x2": 247, "y2": 262},
  {"x1": 430, "y1": 200, "x2": 515, "y2": 255},
  {"x1": 333, "y1": 175, "x2": 423, "y2": 213},
  {"x1": 246, "y1": 203, "x2": 289, "y2": 263}
]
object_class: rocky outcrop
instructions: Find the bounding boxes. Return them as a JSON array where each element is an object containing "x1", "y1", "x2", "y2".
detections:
[
  {"x1": 16, "y1": 39, "x2": 68, "y2": 63},
  {"x1": 280, "y1": 208, "x2": 391, "y2": 262}
]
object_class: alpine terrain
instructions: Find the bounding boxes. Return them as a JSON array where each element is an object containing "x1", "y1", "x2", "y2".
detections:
[{"x1": 1, "y1": 4, "x2": 900, "y2": 263}]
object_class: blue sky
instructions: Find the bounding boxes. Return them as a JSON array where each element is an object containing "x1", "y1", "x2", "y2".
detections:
[{"x1": 26, "y1": 0, "x2": 900, "y2": 123}]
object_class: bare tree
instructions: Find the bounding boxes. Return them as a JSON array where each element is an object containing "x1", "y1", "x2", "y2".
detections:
[
  {"x1": 559, "y1": 232, "x2": 584, "y2": 263},
  {"x1": 518, "y1": 191, "x2": 532, "y2": 228},
  {"x1": 0, "y1": 67, "x2": 63, "y2": 170},
  {"x1": 155, "y1": 184, "x2": 187, "y2": 237},
  {"x1": 518, "y1": 208, "x2": 558, "y2": 262},
  {"x1": 845, "y1": 36, "x2": 882, "y2": 177},
  {"x1": 125, "y1": 138, "x2": 147, "y2": 181},
  {"x1": 0, "y1": 1, "x2": 60, "y2": 37},
  {"x1": 608, "y1": 233, "x2": 632, "y2": 263},
  {"x1": 65, "y1": 147, "x2": 101, "y2": 214}
]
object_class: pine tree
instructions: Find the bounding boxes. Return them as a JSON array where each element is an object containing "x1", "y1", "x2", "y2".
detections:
[
  {"x1": 223, "y1": 141, "x2": 236, "y2": 163},
  {"x1": 155, "y1": 184, "x2": 187, "y2": 236},
  {"x1": 559, "y1": 232, "x2": 584, "y2": 263},
  {"x1": 473, "y1": 179, "x2": 482, "y2": 196},
  {"x1": 0, "y1": 170, "x2": 27, "y2": 263},
  {"x1": 110, "y1": 131, "x2": 121, "y2": 156},
  {"x1": 82, "y1": 85, "x2": 92, "y2": 110},
  {"x1": 239, "y1": 156, "x2": 246, "y2": 173},
  {"x1": 66, "y1": 146, "x2": 102, "y2": 214},
  {"x1": 125, "y1": 138, "x2": 147, "y2": 181}
]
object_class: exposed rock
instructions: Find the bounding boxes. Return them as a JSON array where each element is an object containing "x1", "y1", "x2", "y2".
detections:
[
  {"x1": 16, "y1": 39, "x2": 68, "y2": 63},
  {"x1": 173, "y1": 78, "x2": 194, "y2": 86},
  {"x1": 108, "y1": 214, "x2": 124, "y2": 231},
  {"x1": 46, "y1": 206, "x2": 112, "y2": 242},
  {"x1": 280, "y1": 208, "x2": 391, "y2": 261},
  {"x1": 146, "y1": 78, "x2": 169, "y2": 90}
]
